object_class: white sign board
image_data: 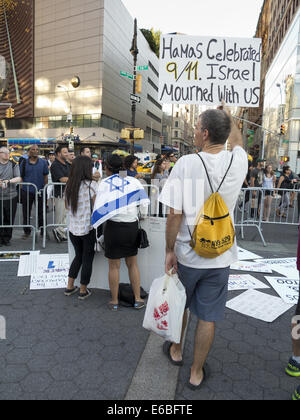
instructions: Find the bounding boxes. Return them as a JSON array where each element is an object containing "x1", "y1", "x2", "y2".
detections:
[
  {"x1": 230, "y1": 260, "x2": 273, "y2": 273},
  {"x1": 159, "y1": 35, "x2": 262, "y2": 106},
  {"x1": 228, "y1": 274, "x2": 269, "y2": 291},
  {"x1": 226, "y1": 289, "x2": 294, "y2": 323},
  {"x1": 237, "y1": 247, "x2": 262, "y2": 261},
  {"x1": 265, "y1": 276, "x2": 299, "y2": 305},
  {"x1": 255, "y1": 258, "x2": 298, "y2": 279},
  {"x1": 30, "y1": 254, "x2": 70, "y2": 290}
]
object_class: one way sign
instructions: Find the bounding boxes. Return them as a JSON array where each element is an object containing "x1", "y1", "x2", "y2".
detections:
[{"x1": 130, "y1": 94, "x2": 141, "y2": 103}]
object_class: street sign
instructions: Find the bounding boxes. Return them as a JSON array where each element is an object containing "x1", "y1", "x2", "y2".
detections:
[
  {"x1": 137, "y1": 65, "x2": 148, "y2": 71},
  {"x1": 120, "y1": 71, "x2": 134, "y2": 80},
  {"x1": 130, "y1": 94, "x2": 141, "y2": 103}
]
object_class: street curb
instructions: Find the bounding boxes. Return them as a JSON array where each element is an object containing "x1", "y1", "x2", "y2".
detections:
[{"x1": 125, "y1": 312, "x2": 190, "y2": 401}]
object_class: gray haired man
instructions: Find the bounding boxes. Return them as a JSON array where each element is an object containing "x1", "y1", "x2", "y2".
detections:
[{"x1": 0, "y1": 147, "x2": 21, "y2": 245}]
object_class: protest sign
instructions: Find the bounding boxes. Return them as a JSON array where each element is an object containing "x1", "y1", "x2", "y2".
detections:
[
  {"x1": 29, "y1": 254, "x2": 69, "y2": 290},
  {"x1": 228, "y1": 274, "x2": 269, "y2": 291},
  {"x1": 265, "y1": 276, "x2": 299, "y2": 305},
  {"x1": 237, "y1": 247, "x2": 262, "y2": 261},
  {"x1": 230, "y1": 260, "x2": 273, "y2": 273},
  {"x1": 226, "y1": 289, "x2": 294, "y2": 323},
  {"x1": 255, "y1": 258, "x2": 298, "y2": 279},
  {"x1": 159, "y1": 35, "x2": 262, "y2": 106}
]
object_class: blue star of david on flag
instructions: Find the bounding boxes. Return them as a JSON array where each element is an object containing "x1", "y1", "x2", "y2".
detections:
[{"x1": 104, "y1": 175, "x2": 130, "y2": 193}]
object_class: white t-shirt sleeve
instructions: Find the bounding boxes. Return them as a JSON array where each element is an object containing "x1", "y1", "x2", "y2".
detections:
[
  {"x1": 159, "y1": 159, "x2": 183, "y2": 212},
  {"x1": 232, "y1": 146, "x2": 248, "y2": 178}
]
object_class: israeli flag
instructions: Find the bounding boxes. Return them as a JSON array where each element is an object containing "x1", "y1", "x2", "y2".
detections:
[{"x1": 92, "y1": 175, "x2": 150, "y2": 228}]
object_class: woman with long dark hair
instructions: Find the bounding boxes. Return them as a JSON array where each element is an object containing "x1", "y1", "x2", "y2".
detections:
[{"x1": 64, "y1": 156, "x2": 98, "y2": 300}]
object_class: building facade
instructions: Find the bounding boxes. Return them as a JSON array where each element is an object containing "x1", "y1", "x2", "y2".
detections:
[
  {"x1": 263, "y1": 7, "x2": 300, "y2": 172},
  {"x1": 241, "y1": 0, "x2": 299, "y2": 166},
  {"x1": 1, "y1": 0, "x2": 163, "y2": 153}
]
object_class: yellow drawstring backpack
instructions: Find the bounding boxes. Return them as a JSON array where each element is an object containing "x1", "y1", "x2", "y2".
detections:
[{"x1": 189, "y1": 154, "x2": 235, "y2": 259}]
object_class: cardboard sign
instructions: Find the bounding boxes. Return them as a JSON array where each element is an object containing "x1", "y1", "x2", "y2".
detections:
[
  {"x1": 237, "y1": 247, "x2": 262, "y2": 261},
  {"x1": 230, "y1": 260, "x2": 273, "y2": 273},
  {"x1": 255, "y1": 258, "x2": 298, "y2": 279},
  {"x1": 226, "y1": 289, "x2": 294, "y2": 323},
  {"x1": 29, "y1": 254, "x2": 69, "y2": 290},
  {"x1": 265, "y1": 276, "x2": 299, "y2": 305},
  {"x1": 159, "y1": 35, "x2": 262, "y2": 106},
  {"x1": 228, "y1": 274, "x2": 269, "y2": 291}
]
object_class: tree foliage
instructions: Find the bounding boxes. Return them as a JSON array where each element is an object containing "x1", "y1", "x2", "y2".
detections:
[{"x1": 141, "y1": 28, "x2": 162, "y2": 58}]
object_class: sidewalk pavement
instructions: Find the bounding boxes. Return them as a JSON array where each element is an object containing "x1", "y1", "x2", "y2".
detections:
[{"x1": 0, "y1": 223, "x2": 299, "y2": 400}]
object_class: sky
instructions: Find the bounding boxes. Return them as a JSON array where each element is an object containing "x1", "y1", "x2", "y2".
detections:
[{"x1": 121, "y1": 0, "x2": 265, "y2": 39}]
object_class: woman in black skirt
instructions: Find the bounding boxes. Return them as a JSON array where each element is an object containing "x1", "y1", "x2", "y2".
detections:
[{"x1": 104, "y1": 155, "x2": 146, "y2": 311}]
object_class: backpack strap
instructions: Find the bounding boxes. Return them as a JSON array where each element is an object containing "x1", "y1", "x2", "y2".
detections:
[
  {"x1": 217, "y1": 155, "x2": 234, "y2": 193},
  {"x1": 197, "y1": 153, "x2": 234, "y2": 193},
  {"x1": 197, "y1": 154, "x2": 214, "y2": 194}
]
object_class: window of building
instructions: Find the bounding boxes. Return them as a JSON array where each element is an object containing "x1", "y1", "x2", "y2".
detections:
[{"x1": 147, "y1": 110, "x2": 162, "y2": 124}]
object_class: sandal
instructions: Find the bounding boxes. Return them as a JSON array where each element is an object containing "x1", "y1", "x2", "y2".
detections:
[
  {"x1": 163, "y1": 341, "x2": 183, "y2": 366},
  {"x1": 187, "y1": 364, "x2": 210, "y2": 391},
  {"x1": 134, "y1": 301, "x2": 145, "y2": 310},
  {"x1": 108, "y1": 303, "x2": 119, "y2": 311}
]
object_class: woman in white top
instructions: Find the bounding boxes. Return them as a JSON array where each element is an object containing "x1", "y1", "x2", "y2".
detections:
[
  {"x1": 64, "y1": 156, "x2": 98, "y2": 300},
  {"x1": 103, "y1": 154, "x2": 147, "y2": 311},
  {"x1": 262, "y1": 164, "x2": 276, "y2": 221}
]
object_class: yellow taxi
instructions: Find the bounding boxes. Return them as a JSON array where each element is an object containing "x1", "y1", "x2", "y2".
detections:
[
  {"x1": 137, "y1": 160, "x2": 156, "y2": 175},
  {"x1": 10, "y1": 152, "x2": 23, "y2": 164}
]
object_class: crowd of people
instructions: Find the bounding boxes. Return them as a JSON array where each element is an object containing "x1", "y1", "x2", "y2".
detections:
[
  {"x1": 0, "y1": 104, "x2": 299, "y2": 399},
  {"x1": 239, "y1": 158, "x2": 299, "y2": 221}
]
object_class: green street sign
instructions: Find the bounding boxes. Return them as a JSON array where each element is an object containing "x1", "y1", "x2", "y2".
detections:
[
  {"x1": 120, "y1": 71, "x2": 134, "y2": 80},
  {"x1": 137, "y1": 65, "x2": 148, "y2": 71}
]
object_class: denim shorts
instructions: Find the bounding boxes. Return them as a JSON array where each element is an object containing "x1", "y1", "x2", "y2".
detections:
[{"x1": 177, "y1": 262, "x2": 230, "y2": 322}]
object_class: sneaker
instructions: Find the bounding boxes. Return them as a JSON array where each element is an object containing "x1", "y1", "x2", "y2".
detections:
[
  {"x1": 292, "y1": 385, "x2": 300, "y2": 400},
  {"x1": 286, "y1": 357, "x2": 300, "y2": 377},
  {"x1": 53, "y1": 229, "x2": 61, "y2": 243},
  {"x1": 64, "y1": 286, "x2": 79, "y2": 297},
  {"x1": 78, "y1": 289, "x2": 92, "y2": 301}
]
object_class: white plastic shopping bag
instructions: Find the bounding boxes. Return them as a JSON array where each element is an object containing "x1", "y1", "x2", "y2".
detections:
[{"x1": 143, "y1": 271, "x2": 187, "y2": 343}]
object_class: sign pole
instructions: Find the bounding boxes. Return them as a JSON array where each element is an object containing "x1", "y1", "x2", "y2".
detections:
[{"x1": 130, "y1": 18, "x2": 139, "y2": 155}]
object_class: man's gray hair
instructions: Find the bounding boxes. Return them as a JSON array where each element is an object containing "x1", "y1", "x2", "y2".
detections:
[{"x1": 200, "y1": 109, "x2": 231, "y2": 145}]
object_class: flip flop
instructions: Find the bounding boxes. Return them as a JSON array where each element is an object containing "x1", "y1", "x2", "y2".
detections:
[
  {"x1": 108, "y1": 303, "x2": 119, "y2": 311},
  {"x1": 187, "y1": 364, "x2": 210, "y2": 391},
  {"x1": 163, "y1": 341, "x2": 183, "y2": 366}
]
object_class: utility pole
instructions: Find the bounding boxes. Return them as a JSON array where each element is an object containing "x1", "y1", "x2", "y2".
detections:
[{"x1": 130, "y1": 18, "x2": 139, "y2": 155}]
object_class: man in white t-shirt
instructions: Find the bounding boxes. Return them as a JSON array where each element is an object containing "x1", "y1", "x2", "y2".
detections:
[{"x1": 159, "y1": 104, "x2": 248, "y2": 390}]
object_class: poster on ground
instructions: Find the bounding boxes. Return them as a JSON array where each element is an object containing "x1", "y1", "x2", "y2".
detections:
[
  {"x1": 230, "y1": 260, "x2": 273, "y2": 273},
  {"x1": 228, "y1": 274, "x2": 269, "y2": 291},
  {"x1": 264, "y1": 276, "x2": 299, "y2": 305},
  {"x1": 159, "y1": 35, "x2": 262, "y2": 106},
  {"x1": 226, "y1": 289, "x2": 294, "y2": 323},
  {"x1": 29, "y1": 254, "x2": 70, "y2": 290},
  {"x1": 255, "y1": 258, "x2": 298, "y2": 279},
  {"x1": 237, "y1": 247, "x2": 262, "y2": 261}
]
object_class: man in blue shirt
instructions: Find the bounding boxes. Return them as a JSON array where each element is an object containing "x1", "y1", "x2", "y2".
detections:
[{"x1": 20, "y1": 145, "x2": 49, "y2": 239}]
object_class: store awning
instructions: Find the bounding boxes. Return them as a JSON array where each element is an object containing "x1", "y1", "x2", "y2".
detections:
[
  {"x1": 8, "y1": 139, "x2": 57, "y2": 145},
  {"x1": 118, "y1": 139, "x2": 143, "y2": 152}
]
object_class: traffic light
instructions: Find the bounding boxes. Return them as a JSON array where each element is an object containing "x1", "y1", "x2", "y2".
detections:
[
  {"x1": 133, "y1": 129, "x2": 144, "y2": 140},
  {"x1": 280, "y1": 124, "x2": 286, "y2": 135},
  {"x1": 283, "y1": 156, "x2": 290, "y2": 163},
  {"x1": 136, "y1": 74, "x2": 142, "y2": 94},
  {"x1": 5, "y1": 107, "x2": 14, "y2": 118},
  {"x1": 121, "y1": 129, "x2": 130, "y2": 140},
  {"x1": 70, "y1": 127, "x2": 74, "y2": 135}
]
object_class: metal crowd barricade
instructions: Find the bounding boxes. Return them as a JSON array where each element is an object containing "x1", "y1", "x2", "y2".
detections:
[
  {"x1": 42, "y1": 182, "x2": 160, "y2": 248},
  {"x1": 42, "y1": 182, "x2": 66, "y2": 249},
  {"x1": 0, "y1": 182, "x2": 39, "y2": 251},
  {"x1": 235, "y1": 186, "x2": 299, "y2": 246}
]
